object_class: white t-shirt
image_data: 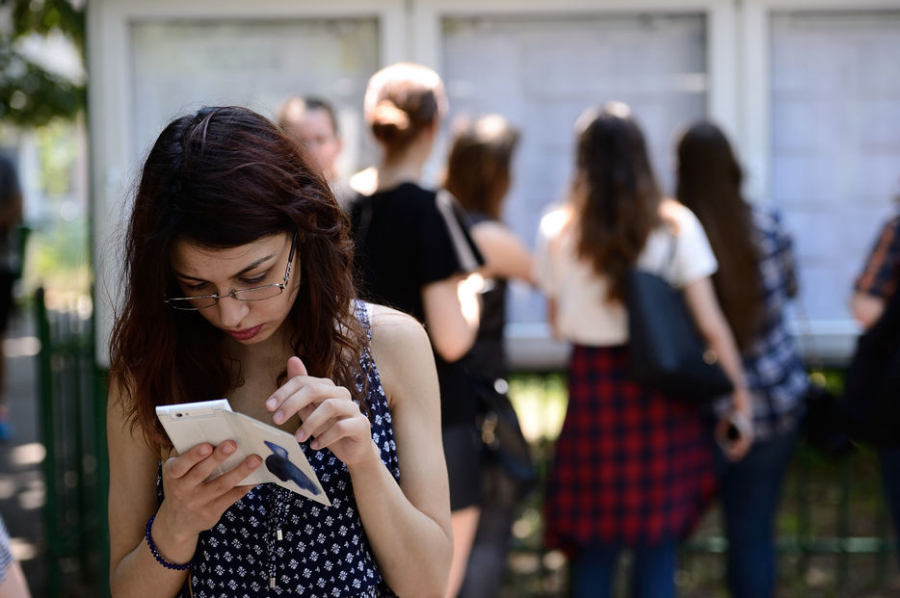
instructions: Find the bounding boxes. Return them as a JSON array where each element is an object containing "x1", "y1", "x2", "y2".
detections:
[{"x1": 533, "y1": 201, "x2": 718, "y2": 346}]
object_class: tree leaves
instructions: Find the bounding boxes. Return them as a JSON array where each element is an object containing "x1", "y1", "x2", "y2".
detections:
[{"x1": 0, "y1": 0, "x2": 85, "y2": 127}]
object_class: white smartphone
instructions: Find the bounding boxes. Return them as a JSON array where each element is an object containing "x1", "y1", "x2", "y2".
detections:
[
  {"x1": 156, "y1": 399, "x2": 264, "y2": 486},
  {"x1": 156, "y1": 399, "x2": 330, "y2": 505}
]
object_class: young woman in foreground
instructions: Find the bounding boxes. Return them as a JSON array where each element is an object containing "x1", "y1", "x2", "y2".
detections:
[{"x1": 106, "y1": 106, "x2": 452, "y2": 597}]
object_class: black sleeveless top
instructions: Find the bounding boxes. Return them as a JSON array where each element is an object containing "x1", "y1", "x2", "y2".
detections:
[{"x1": 159, "y1": 302, "x2": 399, "y2": 598}]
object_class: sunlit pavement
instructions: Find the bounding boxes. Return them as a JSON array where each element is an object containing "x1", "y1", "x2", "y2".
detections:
[{"x1": 0, "y1": 307, "x2": 47, "y2": 596}]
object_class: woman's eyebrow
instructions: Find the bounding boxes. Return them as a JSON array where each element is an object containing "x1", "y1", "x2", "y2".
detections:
[{"x1": 172, "y1": 253, "x2": 277, "y2": 281}]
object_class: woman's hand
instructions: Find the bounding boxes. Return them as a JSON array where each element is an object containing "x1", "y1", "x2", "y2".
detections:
[
  {"x1": 716, "y1": 387, "x2": 754, "y2": 462},
  {"x1": 154, "y1": 442, "x2": 262, "y2": 563},
  {"x1": 266, "y1": 356, "x2": 376, "y2": 469}
]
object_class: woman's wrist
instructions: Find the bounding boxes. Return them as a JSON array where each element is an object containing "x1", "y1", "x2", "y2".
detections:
[
  {"x1": 146, "y1": 509, "x2": 198, "y2": 568},
  {"x1": 344, "y1": 439, "x2": 385, "y2": 477},
  {"x1": 146, "y1": 515, "x2": 193, "y2": 570}
]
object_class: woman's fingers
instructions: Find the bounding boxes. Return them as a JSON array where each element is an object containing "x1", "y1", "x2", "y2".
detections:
[
  {"x1": 296, "y1": 397, "x2": 359, "y2": 443},
  {"x1": 207, "y1": 454, "x2": 263, "y2": 495},
  {"x1": 270, "y1": 381, "x2": 351, "y2": 425},
  {"x1": 178, "y1": 441, "x2": 240, "y2": 486},
  {"x1": 162, "y1": 442, "x2": 214, "y2": 479}
]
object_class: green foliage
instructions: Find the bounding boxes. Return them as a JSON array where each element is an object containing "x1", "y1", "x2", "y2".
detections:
[
  {"x1": 0, "y1": 0, "x2": 85, "y2": 127},
  {"x1": 33, "y1": 117, "x2": 78, "y2": 196}
]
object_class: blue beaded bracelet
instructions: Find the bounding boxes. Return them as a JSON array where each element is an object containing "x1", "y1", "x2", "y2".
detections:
[{"x1": 145, "y1": 515, "x2": 192, "y2": 571}]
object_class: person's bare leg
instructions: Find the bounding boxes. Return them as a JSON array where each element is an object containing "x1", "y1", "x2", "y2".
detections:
[{"x1": 445, "y1": 506, "x2": 481, "y2": 598}]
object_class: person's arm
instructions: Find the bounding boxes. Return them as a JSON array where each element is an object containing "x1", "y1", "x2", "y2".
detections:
[
  {"x1": 851, "y1": 216, "x2": 900, "y2": 330},
  {"x1": 421, "y1": 274, "x2": 480, "y2": 363},
  {"x1": 470, "y1": 221, "x2": 536, "y2": 285},
  {"x1": 107, "y1": 382, "x2": 262, "y2": 597},
  {"x1": 682, "y1": 276, "x2": 754, "y2": 461},
  {"x1": 851, "y1": 292, "x2": 886, "y2": 331},
  {"x1": 266, "y1": 306, "x2": 453, "y2": 597}
]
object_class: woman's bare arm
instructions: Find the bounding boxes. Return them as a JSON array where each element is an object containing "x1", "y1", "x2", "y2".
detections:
[
  {"x1": 470, "y1": 221, "x2": 536, "y2": 285},
  {"x1": 350, "y1": 305, "x2": 453, "y2": 597},
  {"x1": 683, "y1": 276, "x2": 754, "y2": 461},
  {"x1": 422, "y1": 275, "x2": 480, "y2": 362}
]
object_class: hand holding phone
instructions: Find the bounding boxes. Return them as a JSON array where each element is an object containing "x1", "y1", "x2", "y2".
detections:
[{"x1": 716, "y1": 410, "x2": 754, "y2": 462}]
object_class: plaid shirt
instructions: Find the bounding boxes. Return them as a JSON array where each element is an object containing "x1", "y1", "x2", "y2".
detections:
[
  {"x1": 855, "y1": 214, "x2": 900, "y2": 301},
  {"x1": 717, "y1": 207, "x2": 808, "y2": 439}
]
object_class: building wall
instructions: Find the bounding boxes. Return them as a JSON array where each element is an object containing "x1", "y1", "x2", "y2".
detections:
[{"x1": 88, "y1": 0, "x2": 900, "y2": 367}]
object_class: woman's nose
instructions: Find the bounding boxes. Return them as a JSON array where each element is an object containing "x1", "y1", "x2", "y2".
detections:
[{"x1": 216, "y1": 295, "x2": 249, "y2": 328}]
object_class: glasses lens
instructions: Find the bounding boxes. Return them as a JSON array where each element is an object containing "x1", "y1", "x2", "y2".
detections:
[
  {"x1": 168, "y1": 296, "x2": 217, "y2": 310},
  {"x1": 235, "y1": 285, "x2": 284, "y2": 302}
]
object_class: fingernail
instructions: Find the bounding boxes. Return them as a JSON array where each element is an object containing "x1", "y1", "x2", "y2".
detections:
[
  {"x1": 222, "y1": 442, "x2": 236, "y2": 455},
  {"x1": 266, "y1": 397, "x2": 276, "y2": 410},
  {"x1": 296, "y1": 429, "x2": 307, "y2": 442},
  {"x1": 249, "y1": 456, "x2": 261, "y2": 468},
  {"x1": 310, "y1": 439, "x2": 320, "y2": 450},
  {"x1": 199, "y1": 444, "x2": 212, "y2": 456},
  {"x1": 274, "y1": 410, "x2": 284, "y2": 424}
]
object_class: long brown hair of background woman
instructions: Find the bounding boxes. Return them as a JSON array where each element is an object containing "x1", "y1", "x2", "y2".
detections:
[{"x1": 676, "y1": 120, "x2": 763, "y2": 350}]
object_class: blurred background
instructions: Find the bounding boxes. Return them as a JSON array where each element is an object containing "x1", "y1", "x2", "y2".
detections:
[{"x1": 2, "y1": 0, "x2": 900, "y2": 596}]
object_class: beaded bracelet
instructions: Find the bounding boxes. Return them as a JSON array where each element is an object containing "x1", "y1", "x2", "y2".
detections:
[{"x1": 145, "y1": 515, "x2": 192, "y2": 571}]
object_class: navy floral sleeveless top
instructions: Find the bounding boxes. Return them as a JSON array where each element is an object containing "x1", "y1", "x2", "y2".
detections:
[{"x1": 158, "y1": 302, "x2": 400, "y2": 597}]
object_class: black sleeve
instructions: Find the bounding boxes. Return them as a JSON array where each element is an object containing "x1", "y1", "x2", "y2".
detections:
[{"x1": 416, "y1": 190, "x2": 485, "y2": 286}]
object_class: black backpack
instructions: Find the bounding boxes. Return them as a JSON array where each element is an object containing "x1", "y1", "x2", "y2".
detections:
[{"x1": 841, "y1": 288, "x2": 900, "y2": 446}]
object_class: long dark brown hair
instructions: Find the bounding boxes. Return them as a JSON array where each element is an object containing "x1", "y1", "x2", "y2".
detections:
[
  {"x1": 676, "y1": 120, "x2": 763, "y2": 350},
  {"x1": 109, "y1": 106, "x2": 365, "y2": 451},
  {"x1": 574, "y1": 102, "x2": 662, "y2": 302},
  {"x1": 444, "y1": 114, "x2": 520, "y2": 220}
]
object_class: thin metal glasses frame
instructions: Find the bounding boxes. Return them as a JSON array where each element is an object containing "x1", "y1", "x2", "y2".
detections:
[{"x1": 164, "y1": 232, "x2": 298, "y2": 311}]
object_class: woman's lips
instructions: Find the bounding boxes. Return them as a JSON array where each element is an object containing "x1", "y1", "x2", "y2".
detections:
[{"x1": 226, "y1": 324, "x2": 262, "y2": 341}]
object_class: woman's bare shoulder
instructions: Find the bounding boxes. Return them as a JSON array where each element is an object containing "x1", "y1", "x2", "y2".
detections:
[
  {"x1": 365, "y1": 303, "x2": 436, "y2": 407},
  {"x1": 368, "y1": 303, "x2": 430, "y2": 351}
]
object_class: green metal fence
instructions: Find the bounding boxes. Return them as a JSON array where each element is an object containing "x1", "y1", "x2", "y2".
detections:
[
  {"x1": 36, "y1": 288, "x2": 109, "y2": 597},
  {"x1": 34, "y1": 308, "x2": 897, "y2": 597}
]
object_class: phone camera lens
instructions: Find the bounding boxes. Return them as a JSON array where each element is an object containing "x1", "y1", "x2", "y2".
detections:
[{"x1": 176, "y1": 413, "x2": 183, "y2": 418}]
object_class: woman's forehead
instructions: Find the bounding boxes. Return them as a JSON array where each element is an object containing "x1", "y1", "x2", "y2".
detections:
[{"x1": 170, "y1": 234, "x2": 287, "y2": 273}]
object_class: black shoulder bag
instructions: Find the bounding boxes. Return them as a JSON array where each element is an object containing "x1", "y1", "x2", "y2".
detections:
[{"x1": 626, "y1": 232, "x2": 733, "y2": 402}]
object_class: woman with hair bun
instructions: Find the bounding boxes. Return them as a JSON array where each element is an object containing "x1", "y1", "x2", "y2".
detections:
[{"x1": 349, "y1": 63, "x2": 486, "y2": 598}]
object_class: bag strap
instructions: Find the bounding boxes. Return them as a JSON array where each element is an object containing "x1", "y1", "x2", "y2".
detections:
[{"x1": 436, "y1": 189, "x2": 480, "y2": 272}]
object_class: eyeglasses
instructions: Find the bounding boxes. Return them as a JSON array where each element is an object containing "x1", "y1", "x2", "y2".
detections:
[{"x1": 165, "y1": 232, "x2": 297, "y2": 311}]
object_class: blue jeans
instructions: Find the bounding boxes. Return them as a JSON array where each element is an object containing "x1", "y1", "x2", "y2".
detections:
[
  {"x1": 570, "y1": 541, "x2": 677, "y2": 598},
  {"x1": 878, "y1": 446, "x2": 900, "y2": 561},
  {"x1": 716, "y1": 428, "x2": 798, "y2": 598}
]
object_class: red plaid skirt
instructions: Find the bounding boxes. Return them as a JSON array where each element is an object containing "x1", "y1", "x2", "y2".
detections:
[{"x1": 543, "y1": 345, "x2": 717, "y2": 553}]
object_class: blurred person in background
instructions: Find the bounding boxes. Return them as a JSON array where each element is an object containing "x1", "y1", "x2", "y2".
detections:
[
  {"x1": 676, "y1": 121, "x2": 809, "y2": 598},
  {"x1": 443, "y1": 114, "x2": 534, "y2": 598},
  {"x1": 348, "y1": 63, "x2": 485, "y2": 598},
  {"x1": 534, "y1": 102, "x2": 752, "y2": 598},
  {"x1": 852, "y1": 206, "x2": 900, "y2": 330},
  {"x1": 277, "y1": 95, "x2": 351, "y2": 207},
  {"x1": 849, "y1": 202, "x2": 900, "y2": 562},
  {"x1": 0, "y1": 155, "x2": 23, "y2": 441}
]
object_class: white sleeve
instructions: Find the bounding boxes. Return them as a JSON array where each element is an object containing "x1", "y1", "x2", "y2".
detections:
[
  {"x1": 669, "y1": 207, "x2": 718, "y2": 287},
  {"x1": 533, "y1": 212, "x2": 560, "y2": 298}
]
